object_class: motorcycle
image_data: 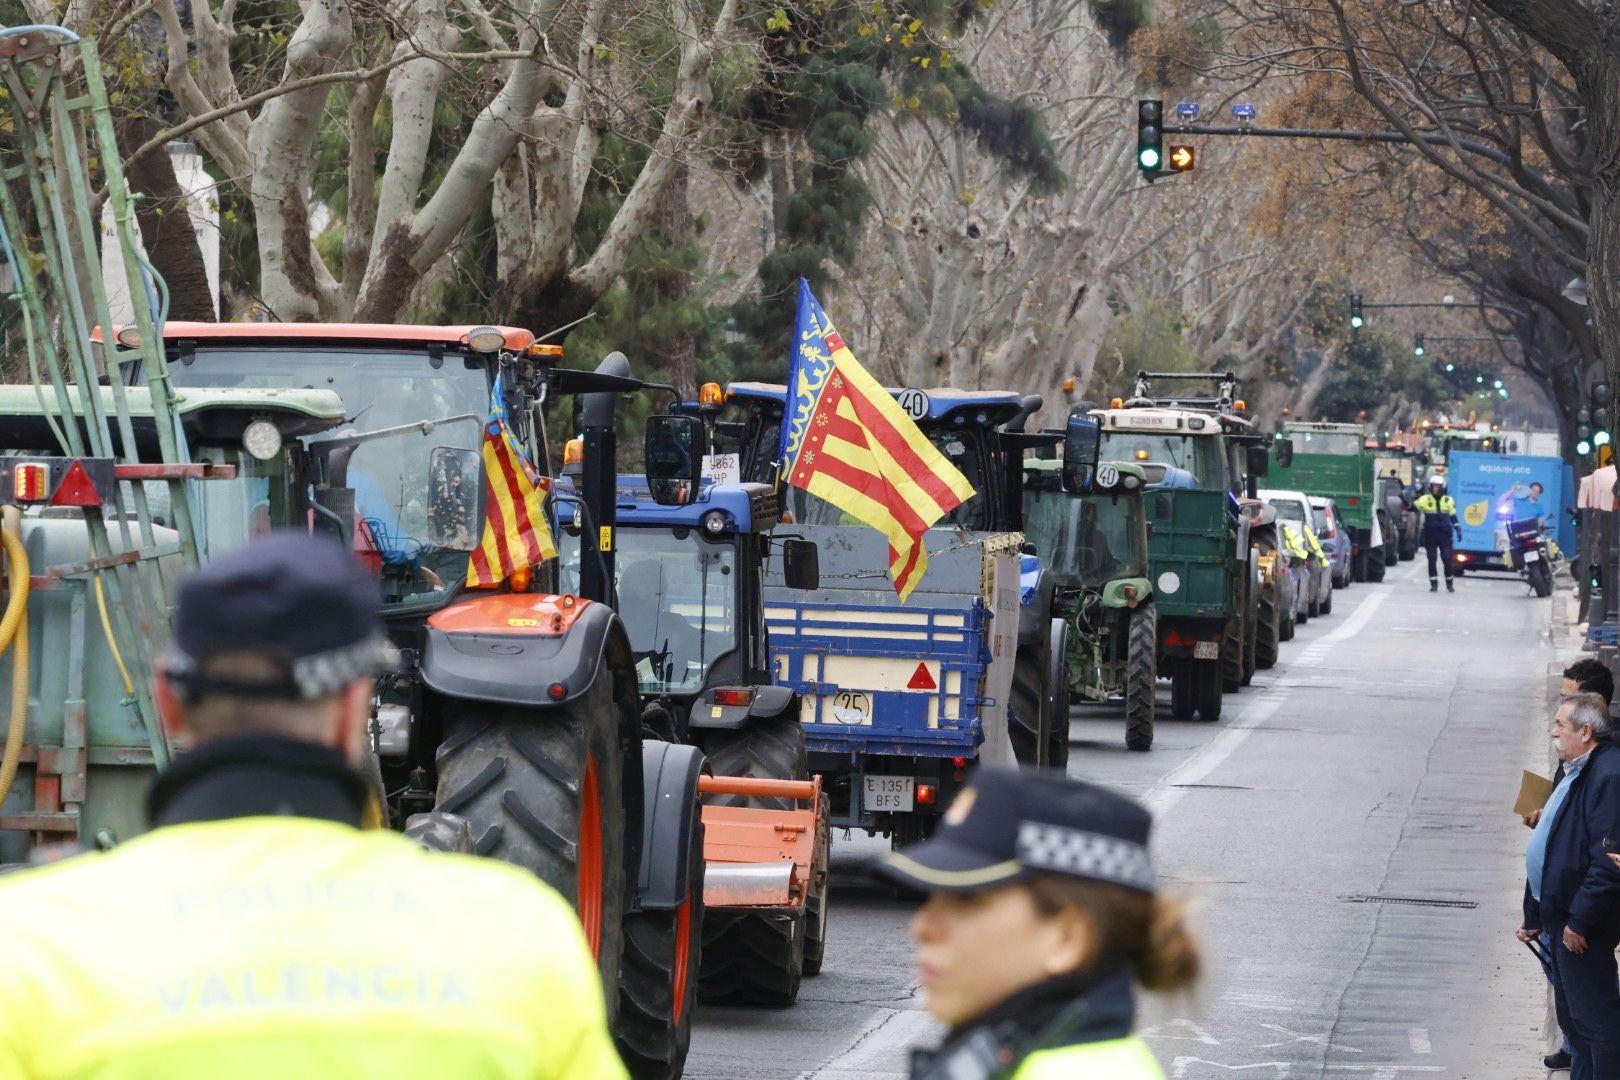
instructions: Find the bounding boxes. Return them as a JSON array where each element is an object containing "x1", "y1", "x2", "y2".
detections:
[{"x1": 1505, "y1": 515, "x2": 1554, "y2": 598}]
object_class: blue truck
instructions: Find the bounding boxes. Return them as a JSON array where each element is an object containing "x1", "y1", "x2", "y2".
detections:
[
  {"x1": 1447, "y1": 449, "x2": 1565, "y2": 575},
  {"x1": 719, "y1": 382, "x2": 1066, "y2": 844}
]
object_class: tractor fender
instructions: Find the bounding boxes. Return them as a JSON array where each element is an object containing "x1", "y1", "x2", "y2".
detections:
[
  {"x1": 420, "y1": 597, "x2": 627, "y2": 708},
  {"x1": 636, "y1": 740, "x2": 705, "y2": 911},
  {"x1": 1019, "y1": 562, "x2": 1055, "y2": 646},
  {"x1": 688, "y1": 684, "x2": 798, "y2": 731}
]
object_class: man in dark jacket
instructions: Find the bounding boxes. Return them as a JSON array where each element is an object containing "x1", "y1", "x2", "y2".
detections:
[{"x1": 1518, "y1": 692, "x2": 1620, "y2": 1080}]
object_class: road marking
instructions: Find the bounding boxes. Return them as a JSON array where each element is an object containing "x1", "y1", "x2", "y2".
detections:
[
  {"x1": 1407, "y1": 1028, "x2": 1431, "y2": 1055},
  {"x1": 1256, "y1": 1024, "x2": 1362, "y2": 1053},
  {"x1": 1147, "y1": 587, "x2": 1392, "y2": 820},
  {"x1": 1141, "y1": 1018, "x2": 1222, "y2": 1045},
  {"x1": 795, "y1": 1007, "x2": 936, "y2": 1079}
]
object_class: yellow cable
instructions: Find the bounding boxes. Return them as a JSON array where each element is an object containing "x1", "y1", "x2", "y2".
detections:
[
  {"x1": 0, "y1": 507, "x2": 32, "y2": 808},
  {"x1": 92, "y1": 573, "x2": 134, "y2": 695}
]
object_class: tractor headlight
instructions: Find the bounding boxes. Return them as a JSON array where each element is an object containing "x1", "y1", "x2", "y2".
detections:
[
  {"x1": 702, "y1": 510, "x2": 728, "y2": 535},
  {"x1": 466, "y1": 325, "x2": 507, "y2": 353},
  {"x1": 242, "y1": 420, "x2": 283, "y2": 461}
]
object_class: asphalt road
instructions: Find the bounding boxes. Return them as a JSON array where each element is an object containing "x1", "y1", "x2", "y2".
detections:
[{"x1": 685, "y1": 557, "x2": 1561, "y2": 1080}]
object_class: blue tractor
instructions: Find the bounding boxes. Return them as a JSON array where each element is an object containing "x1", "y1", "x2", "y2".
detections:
[
  {"x1": 555, "y1": 411, "x2": 829, "y2": 1007},
  {"x1": 715, "y1": 383, "x2": 1067, "y2": 844}
]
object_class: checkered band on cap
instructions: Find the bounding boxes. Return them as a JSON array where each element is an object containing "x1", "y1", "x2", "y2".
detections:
[{"x1": 1016, "y1": 821, "x2": 1155, "y2": 892}]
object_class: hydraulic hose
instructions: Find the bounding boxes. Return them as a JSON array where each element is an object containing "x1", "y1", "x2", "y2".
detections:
[{"x1": 0, "y1": 506, "x2": 30, "y2": 809}]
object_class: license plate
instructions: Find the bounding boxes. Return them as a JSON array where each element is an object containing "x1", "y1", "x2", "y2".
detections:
[
  {"x1": 864, "y1": 775, "x2": 915, "y2": 812},
  {"x1": 1193, "y1": 641, "x2": 1219, "y2": 660},
  {"x1": 831, "y1": 691, "x2": 872, "y2": 724},
  {"x1": 1524, "y1": 550, "x2": 1540, "y2": 563}
]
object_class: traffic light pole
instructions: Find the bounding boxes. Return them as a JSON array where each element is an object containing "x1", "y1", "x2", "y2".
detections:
[{"x1": 1159, "y1": 122, "x2": 1515, "y2": 169}]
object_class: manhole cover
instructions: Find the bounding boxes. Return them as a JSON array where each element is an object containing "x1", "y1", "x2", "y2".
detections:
[{"x1": 1344, "y1": 895, "x2": 1478, "y2": 909}]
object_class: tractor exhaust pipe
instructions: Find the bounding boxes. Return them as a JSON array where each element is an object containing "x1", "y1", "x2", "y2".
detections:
[{"x1": 579, "y1": 351, "x2": 629, "y2": 605}]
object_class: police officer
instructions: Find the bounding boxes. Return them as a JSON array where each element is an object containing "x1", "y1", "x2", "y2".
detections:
[
  {"x1": 0, "y1": 532, "x2": 625, "y2": 1079},
  {"x1": 1414, "y1": 472, "x2": 1460, "y2": 592},
  {"x1": 878, "y1": 767, "x2": 1199, "y2": 1079}
]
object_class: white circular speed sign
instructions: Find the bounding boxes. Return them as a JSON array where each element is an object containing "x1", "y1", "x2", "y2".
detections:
[
  {"x1": 1094, "y1": 463, "x2": 1120, "y2": 489},
  {"x1": 897, "y1": 387, "x2": 931, "y2": 420}
]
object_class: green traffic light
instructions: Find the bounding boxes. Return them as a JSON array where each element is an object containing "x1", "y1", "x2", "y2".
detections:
[
  {"x1": 1475, "y1": 375, "x2": 1484, "y2": 383},
  {"x1": 1578, "y1": 439, "x2": 1593, "y2": 456},
  {"x1": 1350, "y1": 315, "x2": 1364, "y2": 329},
  {"x1": 1414, "y1": 346, "x2": 1424, "y2": 356},
  {"x1": 1444, "y1": 363, "x2": 1455, "y2": 372},
  {"x1": 1139, "y1": 147, "x2": 1161, "y2": 170},
  {"x1": 1597, "y1": 430, "x2": 1612, "y2": 448}
]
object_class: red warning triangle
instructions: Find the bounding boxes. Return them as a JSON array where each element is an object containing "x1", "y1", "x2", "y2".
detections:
[
  {"x1": 907, "y1": 662, "x2": 937, "y2": 690},
  {"x1": 51, "y1": 461, "x2": 103, "y2": 506}
]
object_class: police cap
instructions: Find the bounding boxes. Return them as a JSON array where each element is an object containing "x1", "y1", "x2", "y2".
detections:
[
  {"x1": 876, "y1": 767, "x2": 1155, "y2": 895},
  {"x1": 166, "y1": 531, "x2": 392, "y2": 701}
]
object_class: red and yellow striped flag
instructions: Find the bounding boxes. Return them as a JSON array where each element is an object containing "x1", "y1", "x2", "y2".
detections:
[
  {"x1": 780, "y1": 280, "x2": 975, "y2": 601},
  {"x1": 467, "y1": 371, "x2": 557, "y2": 587}
]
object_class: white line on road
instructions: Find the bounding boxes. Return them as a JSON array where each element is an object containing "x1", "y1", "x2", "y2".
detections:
[
  {"x1": 1408, "y1": 1028, "x2": 1432, "y2": 1055},
  {"x1": 1146, "y1": 587, "x2": 1393, "y2": 820}
]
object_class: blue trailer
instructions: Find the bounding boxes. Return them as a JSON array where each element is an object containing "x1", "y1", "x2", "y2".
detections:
[{"x1": 723, "y1": 383, "x2": 1061, "y2": 844}]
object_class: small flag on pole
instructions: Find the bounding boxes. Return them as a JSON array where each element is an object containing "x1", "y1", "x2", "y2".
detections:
[
  {"x1": 467, "y1": 371, "x2": 557, "y2": 587},
  {"x1": 780, "y1": 279, "x2": 975, "y2": 601}
]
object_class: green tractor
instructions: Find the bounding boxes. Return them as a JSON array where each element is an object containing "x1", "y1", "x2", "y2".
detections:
[{"x1": 1023, "y1": 456, "x2": 1157, "y2": 751}]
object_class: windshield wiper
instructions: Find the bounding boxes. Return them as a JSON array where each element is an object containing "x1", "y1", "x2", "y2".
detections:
[{"x1": 301, "y1": 413, "x2": 481, "y2": 451}]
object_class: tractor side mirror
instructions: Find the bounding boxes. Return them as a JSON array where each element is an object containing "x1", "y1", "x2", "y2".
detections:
[
  {"x1": 1061, "y1": 414, "x2": 1101, "y2": 494},
  {"x1": 644, "y1": 413, "x2": 706, "y2": 506},
  {"x1": 427, "y1": 446, "x2": 480, "y2": 550},
  {"x1": 1246, "y1": 444, "x2": 1270, "y2": 479},
  {"x1": 1275, "y1": 437, "x2": 1294, "y2": 469},
  {"x1": 782, "y1": 538, "x2": 820, "y2": 590}
]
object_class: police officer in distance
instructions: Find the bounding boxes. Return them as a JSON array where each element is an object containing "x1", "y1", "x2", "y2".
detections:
[
  {"x1": 1414, "y1": 472, "x2": 1460, "y2": 592},
  {"x1": 0, "y1": 532, "x2": 625, "y2": 1079},
  {"x1": 879, "y1": 767, "x2": 1199, "y2": 1079}
]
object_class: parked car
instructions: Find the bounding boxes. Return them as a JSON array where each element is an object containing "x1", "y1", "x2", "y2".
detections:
[
  {"x1": 1262, "y1": 489, "x2": 1331, "y2": 619},
  {"x1": 1377, "y1": 472, "x2": 1419, "y2": 562},
  {"x1": 1310, "y1": 495, "x2": 1353, "y2": 591}
]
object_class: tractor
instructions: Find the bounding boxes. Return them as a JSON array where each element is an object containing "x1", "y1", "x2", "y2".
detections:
[{"x1": 1023, "y1": 444, "x2": 1156, "y2": 752}]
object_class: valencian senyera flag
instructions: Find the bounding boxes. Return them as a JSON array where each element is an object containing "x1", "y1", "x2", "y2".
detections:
[
  {"x1": 779, "y1": 279, "x2": 975, "y2": 601},
  {"x1": 467, "y1": 370, "x2": 557, "y2": 587}
]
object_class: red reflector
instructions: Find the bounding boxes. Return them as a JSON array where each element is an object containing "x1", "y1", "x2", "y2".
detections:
[
  {"x1": 952, "y1": 756, "x2": 967, "y2": 768},
  {"x1": 548, "y1": 682, "x2": 567, "y2": 700},
  {"x1": 907, "y1": 663, "x2": 937, "y2": 690},
  {"x1": 12, "y1": 462, "x2": 47, "y2": 502},
  {"x1": 1165, "y1": 630, "x2": 1186, "y2": 646},
  {"x1": 51, "y1": 460, "x2": 102, "y2": 507},
  {"x1": 1348, "y1": 496, "x2": 1359, "y2": 506},
  {"x1": 712, "y1": 688, "x2": 753, "y2": 708},
  {"x1": 916, "y1": 784, "x2": 937, "y2": 805}
]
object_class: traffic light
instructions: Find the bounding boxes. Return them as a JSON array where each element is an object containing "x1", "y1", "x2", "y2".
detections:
[
  {"x1": 1349, "y1": 294, "x2": 1364, "y2": 330},
  {"x1": 1413, "y1": 333, "x2": 1425, "y2": 357},
  {"x1": 1167, "y1": 145, "x2": 1195, "y2": 172},
  {"x1": 1443, "y1": 362, "x2": 1455, "y2": 373},
  {"x1": 1137, "y1": 100, "x2": 1163, "y2": 174},
  {"x1": 1591, "y1": 382, "x2": 1612, "y2": 457}
]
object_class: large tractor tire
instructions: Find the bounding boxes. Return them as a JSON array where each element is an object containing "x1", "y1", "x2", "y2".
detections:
[
  {"x1": 1255, "y1": 576, "x2": 1281, "y2": 669},
  {"x1": 1194, "y1": 659, "x2": 1223, "y2": 723},
  {"x1": 1352, "y1": 547, "x2": 1369, "y2": 583},
  {"x1": 803, "y1": 792, "x2": 832, "y2": 976},
  {"x1": 1124, "y1": 607, "x2": 1156, "y2": 751},
  {"x1": 1220, "y1": 615, "x2": 1244, "y2": 694},
  {"x1": 697, "y1": 715, "x2": 809, "y2": 1006},
  {"x1": 616, "y1": 796, "x2": 703, "y2": 1080},
  {"x1": 1010, "y1": 639, "x2": 1054, "y2": 768},
  {"x1": 435, "y1": 697, "x2": 626, "y2": 1021},
  {"x1": 1169, "y1": 657, "x2": 1195, "y2": 720},
  {"x1": 1320, "y1": 582, "x2": 1334, "y2": 616},
  {"x1": 1367, "y1": 550, "x2": 1387, "y2": 583}
]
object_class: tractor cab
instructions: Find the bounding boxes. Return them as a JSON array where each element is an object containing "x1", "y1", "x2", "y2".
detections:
[
  {"x1": 724, "y1": 381, "x2": 1047, "y2": 533},
  {"x1": 1023, "y1": 459, "x2": 1151, "y2": 596}
]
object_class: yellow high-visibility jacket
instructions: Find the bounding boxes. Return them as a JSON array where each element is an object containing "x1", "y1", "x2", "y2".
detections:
[
  {"x1": 1012, "y1": 1036, "x2": 1164, "y2": 1078},
  {"x1": 0, "y1": 817, "x2": 626, "y2": 1080}
]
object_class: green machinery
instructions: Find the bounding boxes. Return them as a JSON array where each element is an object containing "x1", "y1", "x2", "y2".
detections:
[
  {"x1": 1023, "y1": 456, "x2": 1156, "y2": 751},
  {"x1": 0, "y1": 27, "x2": 309, "y2": 861},
  {"x1": 1270, "y1": 420, "x2": 1392, "y2": 582},
  {"x1": 1091, "y1": 373, "x2": 1274, "y2": 724}
]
